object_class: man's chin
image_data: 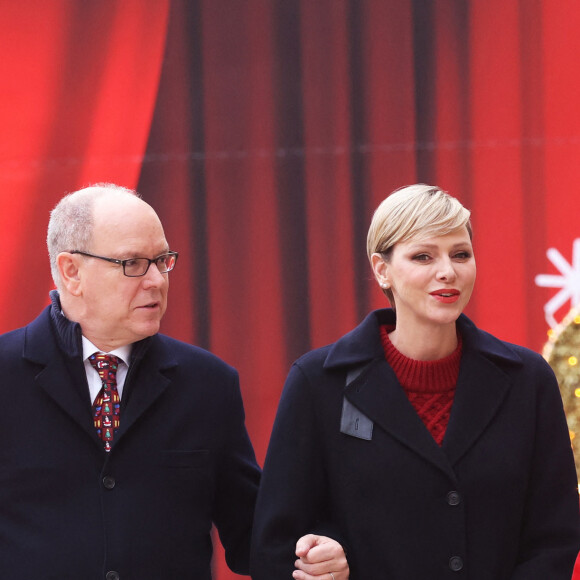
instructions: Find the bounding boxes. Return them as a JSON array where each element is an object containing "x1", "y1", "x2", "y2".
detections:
[{"x1": 132, "y1": 321, "x2": 162, "y2": 341}]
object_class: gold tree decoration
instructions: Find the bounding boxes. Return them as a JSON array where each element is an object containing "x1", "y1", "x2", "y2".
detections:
[{"x1": 543, "y1": 306, "x2": 580, "y2": 482}]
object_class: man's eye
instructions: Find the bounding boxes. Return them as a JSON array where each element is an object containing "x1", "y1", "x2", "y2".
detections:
[{"x1": 124, "y1": 259, "x2": 139, "y2": 267}]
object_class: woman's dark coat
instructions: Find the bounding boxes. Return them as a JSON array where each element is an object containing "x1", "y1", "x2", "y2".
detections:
[{"x1": 251, "y1": 309, "x2": 580, "y2": 579}]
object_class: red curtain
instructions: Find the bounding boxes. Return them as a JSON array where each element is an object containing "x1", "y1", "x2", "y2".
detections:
[
  {"x1": 2, "y1": 1, "x2": 580, "y2": 578},
  {"x1": 0, "y1": 1, "x2": 169, "y2": 330}
]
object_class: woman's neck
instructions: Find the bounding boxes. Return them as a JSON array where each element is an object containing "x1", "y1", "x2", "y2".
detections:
[{"x1": 388, "y1": 320, "x2": 458, "y2": 361}]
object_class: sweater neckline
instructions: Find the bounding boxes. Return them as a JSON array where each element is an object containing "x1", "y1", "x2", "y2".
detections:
[{"x1": 380, "y1": 324, "x2": 462, "y2": 393}]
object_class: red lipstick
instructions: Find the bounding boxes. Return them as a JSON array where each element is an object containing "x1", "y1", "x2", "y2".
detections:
[{"x1": 430, "y1": 289, "x2": 460, "y2": 303}]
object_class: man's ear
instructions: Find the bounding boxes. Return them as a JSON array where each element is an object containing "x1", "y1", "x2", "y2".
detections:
[{"x1": 56, "y1": 252, "x2": 83, "y2": 296}]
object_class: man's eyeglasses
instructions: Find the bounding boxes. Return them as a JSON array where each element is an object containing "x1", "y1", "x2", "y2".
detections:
[{"x1": 70, "y1": 250, "x2": 179, "y2": 277}]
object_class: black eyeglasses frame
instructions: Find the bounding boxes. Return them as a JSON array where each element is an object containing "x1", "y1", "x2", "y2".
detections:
[{"x1": 70, "y1": 250, "x2": 179, "y2": 277}]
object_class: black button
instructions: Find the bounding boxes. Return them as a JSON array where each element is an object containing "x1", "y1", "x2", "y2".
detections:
[
  {"x1": 102, "y1": 476, "x2": 116, "y2": 490},
  {"x1": 447, "y1": 491, "x2": 461, "y2": 506},
  {"x1": 105, "y1": 572, "x2": 120, "y2": 580},
  {"x1": 449, "y1": 556, "x2": 463, "y2": 572}
]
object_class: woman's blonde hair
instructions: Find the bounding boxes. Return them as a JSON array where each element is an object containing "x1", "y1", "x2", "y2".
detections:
[{"x1": 367, "y1": 184, "x2": 472, "y2": 304}]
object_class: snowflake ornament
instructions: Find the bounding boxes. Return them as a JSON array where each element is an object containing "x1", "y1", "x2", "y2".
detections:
[{"x1": 535, "y1": 238, "x2": 580, "y2": 329}]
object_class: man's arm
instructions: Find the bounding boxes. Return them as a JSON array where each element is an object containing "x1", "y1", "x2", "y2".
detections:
[{"x1": 212, "y1": 370, "x2": 262, "y2": 574}]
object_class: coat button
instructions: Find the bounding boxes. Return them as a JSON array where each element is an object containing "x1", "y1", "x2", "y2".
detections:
[
  {"x1": 449, "y1": 556, "x2": 464, "y2": 571},
  {"x1": 447, "y1": 491, "x2": 461, "y2": 506},
  {"x1": 102, "y1": 476, "x2": 116, "y2": 490},
  {"x1": 105, "y1": 572, "x2": 120, "y2": 580}
]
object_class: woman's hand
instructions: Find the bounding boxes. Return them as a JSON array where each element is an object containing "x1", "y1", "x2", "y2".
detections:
[{"x1": 292, "y1": 534, "x2": 349, "y2": 580}]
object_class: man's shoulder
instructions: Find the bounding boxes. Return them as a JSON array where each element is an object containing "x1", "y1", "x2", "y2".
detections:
[
  {"x1": 0, "y1": 326, "x2": 26, "y2": 350},
  {"x1": 0, "y1": 308, "x2": 50, "y2": 357},
  {"x1": 151, "y1": 333, "x2": 238, "y2": 375},
  {"x1": 0, "y1": 326, "x2": 52, "y2": 371}
]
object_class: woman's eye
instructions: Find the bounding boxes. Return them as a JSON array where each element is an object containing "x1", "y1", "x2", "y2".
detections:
[
  {"x1": 453, "y1": 251, "x2": 472, "y2": 260},
  {"x1": 412, "y1": 254, "x2": 431, "y2": 262}
]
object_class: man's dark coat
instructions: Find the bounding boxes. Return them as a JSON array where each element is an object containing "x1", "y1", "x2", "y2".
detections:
[{"x1": 0, "y1": 293, "x2": 260, "y2": 579}]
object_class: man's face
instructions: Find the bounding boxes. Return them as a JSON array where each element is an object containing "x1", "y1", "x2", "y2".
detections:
[{"x1": 74, "y1": 195, "x2": 170, "y2": 351}]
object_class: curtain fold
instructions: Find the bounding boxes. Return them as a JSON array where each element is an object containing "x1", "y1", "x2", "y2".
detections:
[{"x1": 0, "y1": 0, "x2": 169, "y2": 332}]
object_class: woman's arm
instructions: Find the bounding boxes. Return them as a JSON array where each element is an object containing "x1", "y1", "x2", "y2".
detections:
[{"x1": 250, "y1": 363, "x2": 341, "y2": 578}]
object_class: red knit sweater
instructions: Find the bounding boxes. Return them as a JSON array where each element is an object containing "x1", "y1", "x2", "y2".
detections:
[{"x1": 379, "y1": 325, "x2": 462, "y2": 446}]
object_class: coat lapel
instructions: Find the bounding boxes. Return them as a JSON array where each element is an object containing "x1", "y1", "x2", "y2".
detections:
[
  {"x1": 24, "y1": 306, "x2": 176, "y2": 451},
  {"x1": 442, "y1": 345, "x2": 513, "y2": 466},
  {"x1": 24, "y1": 309, "x2": 100, "y2": 445},
  {"x1": 114, "y1": 337, "x2": 174, "y2": 442},
  {"x1": 327, "y1": 309, "x2": 522, "y2": 478},
  {"x1": 116, "y1": 369, "x2": 171, "y2": 440},
  {"x1": 345, "y1": 358, "x2": 455, "y2": 479},
  {"x1": 35, "y1": 359, "x2": 99, "y2": 441}
]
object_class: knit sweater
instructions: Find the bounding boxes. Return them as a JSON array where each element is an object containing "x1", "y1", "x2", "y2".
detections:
[{"x1": 379, "y1": 325, "x2": 462, "y2": 445}]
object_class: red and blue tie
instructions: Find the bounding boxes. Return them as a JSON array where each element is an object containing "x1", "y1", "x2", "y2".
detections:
[{"x1": 89, "y1": 353, "x2": 121, "y2": 453}]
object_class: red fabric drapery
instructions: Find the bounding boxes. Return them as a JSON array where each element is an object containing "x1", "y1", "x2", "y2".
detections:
[
  {"x1": 0, "y1": 1, "x2": 169, "y2": 330},
  {"x1": 1, "y1": 1, "x2": 579, "y2": 577}
]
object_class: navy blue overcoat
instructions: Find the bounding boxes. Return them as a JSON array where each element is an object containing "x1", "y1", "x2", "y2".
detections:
[
  {"x1": 0, "y1": 294, "x2": 260, "y2": 579},
  {"x1": 251, "y1": 309, "x2": 580, "y2": 579}
]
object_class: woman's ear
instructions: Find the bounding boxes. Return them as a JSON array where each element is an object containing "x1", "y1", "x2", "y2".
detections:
[
  {"x1": 371, "y1": 253, "x2": 390, "y2": 289},
  {"x1": 56, "y1": 252, "x2": 83, "y2": 296}
]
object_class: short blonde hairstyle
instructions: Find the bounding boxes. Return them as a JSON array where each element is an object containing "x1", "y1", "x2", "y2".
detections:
[{"x1": 367, "y1": 184, "x2": 472, "y2": 304}]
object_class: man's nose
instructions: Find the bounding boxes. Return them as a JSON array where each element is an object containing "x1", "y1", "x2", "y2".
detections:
[{"x1": 142, "y1": 261, "x2": 167, "y2": 286}]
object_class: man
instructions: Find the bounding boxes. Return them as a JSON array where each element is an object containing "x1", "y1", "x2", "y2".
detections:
[{"x1": 0, "y1": 184, "x2": 348, "y2": 579}]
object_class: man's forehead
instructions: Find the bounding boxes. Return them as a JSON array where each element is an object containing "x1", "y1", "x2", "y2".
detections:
[
  {"x1": 95, "y1": 232, "x2": 169, "y2": 255},
  {"x1": 91, "y1": 197, "x2": 168, "y2": 255},
  {"x1": 114, "y1": 241, "x2": 170, "y2": 258}
]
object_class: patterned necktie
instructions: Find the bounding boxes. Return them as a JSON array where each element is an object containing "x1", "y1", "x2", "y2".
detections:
[{"x1": 89, "y1": 353, "x2": 121, "y2": 453}]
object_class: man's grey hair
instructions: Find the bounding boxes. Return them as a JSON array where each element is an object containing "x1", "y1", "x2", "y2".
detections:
[{"x1": 47, "y1": 183, "x2": 139, "y2": 289}]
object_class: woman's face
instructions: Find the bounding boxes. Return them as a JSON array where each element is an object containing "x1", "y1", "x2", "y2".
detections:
[{"x1": 375, "y1": 227, "x2": 476, "y2": 329}]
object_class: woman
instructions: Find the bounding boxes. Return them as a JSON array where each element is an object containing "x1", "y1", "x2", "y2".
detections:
[{"x1": 251, "y1": 185, "x2": 580, "y2": 579}]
